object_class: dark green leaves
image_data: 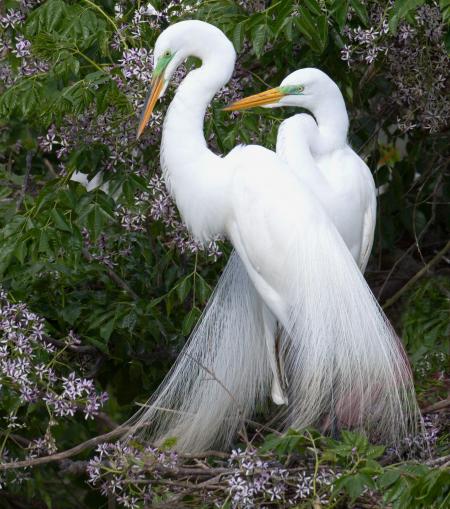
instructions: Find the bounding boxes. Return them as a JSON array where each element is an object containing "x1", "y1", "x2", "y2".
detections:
[
  {"x1": 441, "y1": 0, "x2": 450, "y2": 22},
  {"x1": 26, "y1": 0, "x2": 68, "y2": 35},
  {"x1": 0, "y1": 78, "x2": 45, "y2": 119},
  {"x1": 251, "y1": 24, "x2": 267, "y2": 58},
  {"x1": 349, "y1": 0, "x2": 370, "y2": 25},
  {"x1": 26, "y1": 0, "x2": 108, "y2": 50},
  {"x1": 295, "y1": 8, "x2": 329, "y2": 53},
  {"x1": 330, "y1": 0, "x2": 350, "y2": 31}
]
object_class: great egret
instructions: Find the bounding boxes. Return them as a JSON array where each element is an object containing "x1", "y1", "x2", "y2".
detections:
[
  {"x1": 225, "y1": 68, "x2": 376, "y2": 272},
  {"x1": 129, "y1": 20, "x2": 418, "y2": 452},
  {"x1": 224, "y1": 69, "x2": 377, "y2": 402}
]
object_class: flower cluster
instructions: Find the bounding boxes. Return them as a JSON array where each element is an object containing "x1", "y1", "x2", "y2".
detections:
[
  {"x1": 388, "y1": 413, "x2": 441, "y2": 460},
  {"x1": 87, "y1": 441, "x2": 179, "y2": 507},
  {"x1": 87, "y1": 441, "x2": 342, "y2": 509},
  {"x1": 226, "y1": 447, "x2": 289, "y2": 507},
  {"x1": 225, "y1": 447, "x2": 337, "y2": 507},
  {"x1": 341, "y1": 1, "x2": 449, "y2": 133},
  {"x1": 237, "y1": 0, "x2": 268, "y2": 13},
  {"x1": 0, "y1": 2, "x2": 49, "y2": 87},
  {"x1": 0, "y1": 288, "x2": 108, "y2": 466},
  {"x1": 82, "y1": 228, "x2": 132, "y2": 270}
]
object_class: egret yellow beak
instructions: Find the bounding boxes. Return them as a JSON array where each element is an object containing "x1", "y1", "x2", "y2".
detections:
[
  {"x1": 136, "y1": 74, "x2": 165, "y2": 139},
  {"x1": 223, "y1": 87, "x2": 284, "y2": 111}
]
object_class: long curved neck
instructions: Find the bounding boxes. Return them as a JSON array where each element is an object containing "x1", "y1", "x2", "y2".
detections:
[
  {"x1": 277, "y1": 114, "x2": 332, "y2": 196},
  {"x1": 162, "y1": 66, "x2": 220, "y2": 165},
  {"x1": 310, "y1": 89, "x2": 349, "y2": 155},
  {"x1": 161, "y1": 56, "x2": 234, "y2": 241}
]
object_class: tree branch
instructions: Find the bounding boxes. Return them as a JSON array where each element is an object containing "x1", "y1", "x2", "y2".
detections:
[
  {"x1": 16, "y1": 150, "x2": 33, "y2": 212},
  {"x1": 0, "y1": 426, "x2": 128, "y2": 471},
  {"x1": 421, "y1": 397, "x2": 450, "y2": 414},
  {"x1": 82, "y1": 248, "x2": 139, "y2": 301},
  {"x1": 382, "y1": 241, "x2": 450, "y2": 310}
]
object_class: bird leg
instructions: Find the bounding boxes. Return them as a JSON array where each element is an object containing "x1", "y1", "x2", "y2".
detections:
[
  {"x1": 263, "y1": 312, "x2": 288, "y2": 405},
  {"x1": 275, "y1": 327, "x2": 288, "y2": 393}
]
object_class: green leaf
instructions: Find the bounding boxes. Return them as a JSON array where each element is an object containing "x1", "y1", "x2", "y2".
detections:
[
  {"x1": 316, "y1": 14, "x2": 329, "y2": 51},
  {"x1": 13, "y1": 239, "x2": 27, "y2": 264},
  {"x1": 441, "y1": 0, "x2": 450, "y2": 23},
  {"x1": 251, "y1": 24, "x2": 267, "y2": 58},
  {"x1": 61, "y1": 304, "x2": 82, "y2": 325},
  {"x1": 295, "y1": 10, "x2": 328, "y2": 53},
  {"x1": 233, "y1": 21, "x2": 246, "y2": 52},
  {"x1": 38, "y1": 230, "x2": 51, "y2": 255},
  {"x1": 378, "y1": 469, "x2": 401, "y2": 488},
  {"x1": 83, "y1": 202, "x2": 113, "y2": 241},
  {"x1": 100, "y1": 320, "x2": 115, "y2": 342},
  {"x1": 195, "y1": 276, "x2": 211, "y2": 304},
  {"x1": 303, "y1": 0, "x2": 323, "y2": 16},
  {"x1": 176, "y1": 276, "x2": 192, "y2": 303},
  {"x1": 51, "y1": 208, "x2": 72, "y2": 232},
  {"x1": 87, "y1": 309, "x2": 116, "y2": 330},
  {"x1": 349, "y1": 0, "x2": 369, "y2": 25},
  {"x1": 182, "y1": 307, "x2": 201, "y2": 336},
  {"x1": 365, "y1": 444, "x2": 385, "y2": 459},
  {"x1": 335, "y1": 473, "x2": 371, "y2": 500},
  {"x1": 330, "y1": 0, "x2": 349, "y2": 31},
  {"x1": 26, "y1": 0, "x2": 67, "y2": 35}
]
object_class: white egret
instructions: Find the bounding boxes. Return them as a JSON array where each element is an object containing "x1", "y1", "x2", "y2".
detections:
[
  {"x1": 225, "y1": 68, "x2": 376, "y2": 272},
  {"x1": 129, "y1": 20, "x2": 418, "y2": 452},
  {"x1": 224, "y1": 70, "x2": 377, "y2": 401}
]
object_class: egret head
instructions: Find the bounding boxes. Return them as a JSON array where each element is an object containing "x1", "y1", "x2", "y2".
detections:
[
  {"x1": 137, "y1": 21, "x2": 235, "y2": 139},
  {"x1": 224, "y1": 68, "x2": 338, "y2": 112}
]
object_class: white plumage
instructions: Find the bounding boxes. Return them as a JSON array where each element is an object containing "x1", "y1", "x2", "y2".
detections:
[{"x1": 128, "y1": 20, "x2": 419, "y2": 452}]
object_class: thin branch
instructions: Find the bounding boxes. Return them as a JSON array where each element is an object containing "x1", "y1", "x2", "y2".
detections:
[
  {"x1": 16, "y1": 150, "x2": 33, "y2": 212},
  {"x1": 82, "y1": 248, "x2": 139, "y2": 301},
  {"x1": 425, "y1": 454, "x2": 450, "y2": 467},
  {"x1": 43, "y1": 158, "x2": 57, "y2": 178},
  {"x1": 377, "y1": 172, "x2": 441, "y2": 301},
  {"x1": 0, "y1": 425, "x2": 129, "y2": 471},
  {"x1": 43, "y1": 335, "x2": 97, "y2": 354},
  {"x1": 382, "y1": 240, "x2": 450, "y2": 310},
  {"x1": 421, "y1": 397, "x2": 450, "y2": 414}
]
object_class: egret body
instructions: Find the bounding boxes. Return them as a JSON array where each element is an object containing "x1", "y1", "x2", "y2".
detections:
[{"x1": 226, "y1": 68, "x2": 376, "y2": 271}]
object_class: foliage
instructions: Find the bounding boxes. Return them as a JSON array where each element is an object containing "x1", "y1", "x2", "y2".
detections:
[
  {"x1": 85, "y1": 427, "x2": 449, "y2": 508},
  {"x1": 0, "y1": 0, "x2": 448, "y2": 507}
]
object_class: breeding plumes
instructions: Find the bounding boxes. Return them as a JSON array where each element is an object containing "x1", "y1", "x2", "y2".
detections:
[{"x1": 128, "y1": 20, "x2": 419, "y2": 452}]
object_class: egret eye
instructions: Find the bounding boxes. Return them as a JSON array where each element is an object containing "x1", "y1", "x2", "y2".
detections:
[
  {"x1": 163, "y1": 50, "x2": 172, "y2": 57},
  {"x1": 298, "y1": 85, "x2": 304, "y2": 93}
]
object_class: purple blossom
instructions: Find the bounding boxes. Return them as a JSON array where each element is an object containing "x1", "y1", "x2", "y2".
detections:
[
  {"x1": 0, "y1": 9, "x2": 25, "y2": 29},
  {"x1": 0, "y1": 288, "x2": 109, "y2": 465},
  {"x1": 12, "y1": 35, "x2": 31, "y2": 58}
]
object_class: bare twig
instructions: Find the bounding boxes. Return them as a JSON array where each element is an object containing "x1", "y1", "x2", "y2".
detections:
[
  {"x1": 43, "y1": 158, "x2": 57, "y2": 178},
  {"x1": 82, "y1": 248, "x2": 139, "y2": 301},
  {"x1": 382, "y1": 240, "x2": 450, "y2": 310},
  {"x1": 16, "y1": 150, "x2": 33, "y2": 212},
  {"x1": 425, "y1": 454, "x2": 450, "y2": 467},
  {"x1": 0, "y1": 425, "x2": 129, "y2": 471},
  {"x1": 421, "y1": 397, "x2": 450, "y2": 414},
  {"x1": 377, "y1": 171, "x2": 442, "y2": 302},
  {"x1": 43, "y1": 334, "x2": 97, "y2": 354}
]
